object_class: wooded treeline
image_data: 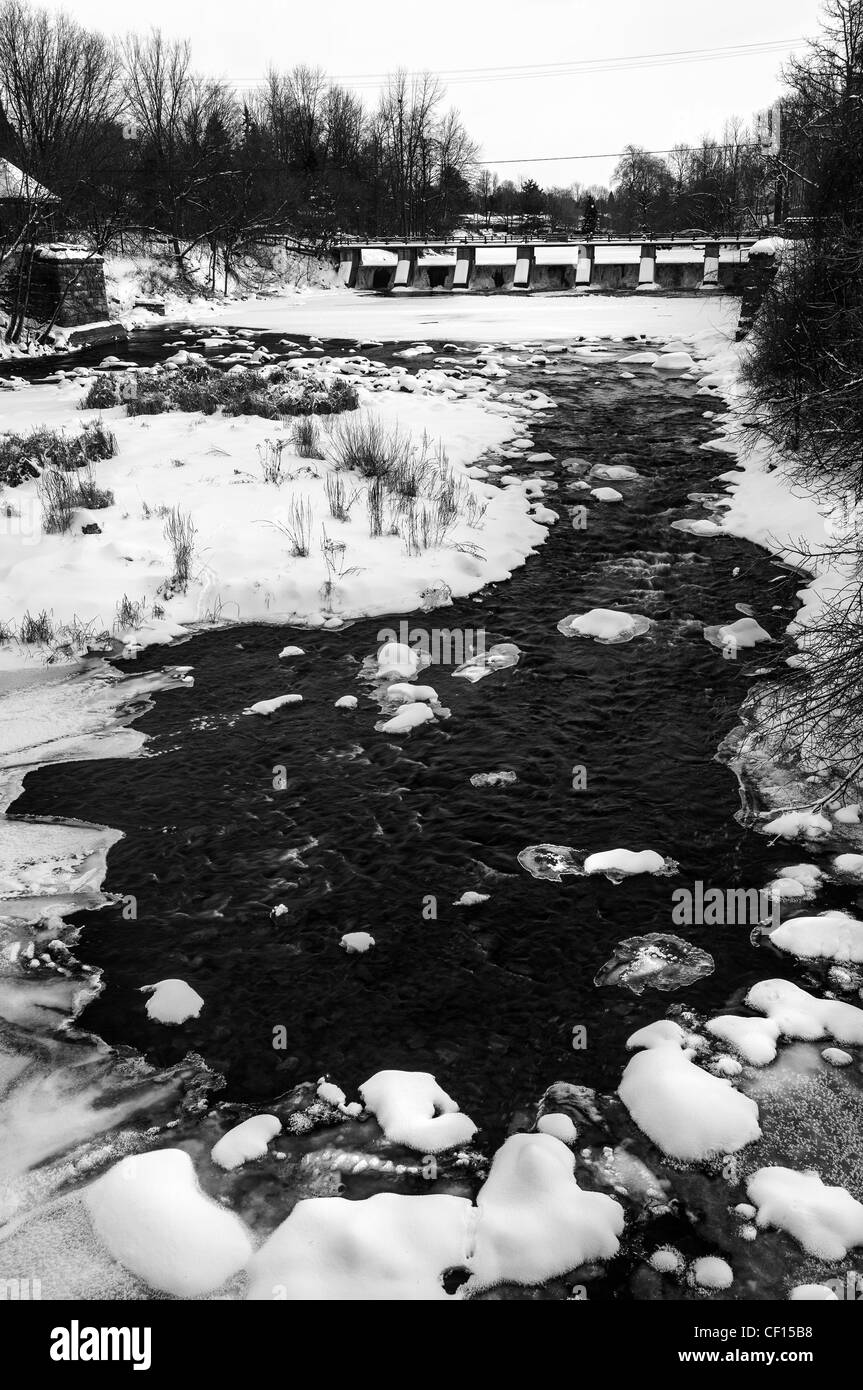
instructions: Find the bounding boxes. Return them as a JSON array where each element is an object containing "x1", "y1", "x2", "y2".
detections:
[
  {"x1": 743, "y1": 0, "x2": 863, "y2": 767},
  {"x1": 0, "y1": 0, "x2": 779, "y2": 266}
]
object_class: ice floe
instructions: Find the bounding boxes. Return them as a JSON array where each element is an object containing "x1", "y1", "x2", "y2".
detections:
[
  {"x1": 140, "y1": 979, "x2": 204, "y2": 1024},
  {"x1": 340, "y1": 931, "x2": 375, "y2": 954},
  {"x1": 704, "y1": 616, "x2": 771, "y2": 651},
  {"x1": 583, "y1": 849, "x2": 677, "y2": 882},
  {"x1": 452, "y1": 642, "x2": 521, "y2": 682},
  {"x1": 376, "y1": 701, "x2": 435, "y2": 735},
  {"x1": 595, "y1": 934, "x2": 713, "y2": 994},
  {"x1": 517, "y1": 844, "x2": 582, "y2": 881},
  {"x1": 470, "y1": 770, "x2": 517, "y2": 787},
  {"x1": 244, "y1": 694, "x2": 303, "y2": 716},
  {"x1": 557, "y1": 608, "x2": 651, "y2": 643}
]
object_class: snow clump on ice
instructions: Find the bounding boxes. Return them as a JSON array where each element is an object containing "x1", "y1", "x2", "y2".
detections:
[
  {"x1": 84, "y1": 1149, "x2": 252, "y2": 1297},
  {"x1": 359, "y1": 1070, "x2": 477, "y2": 1153},
  {"x1": 211, "y1": 1115, "x2": 282, "y2": 1170},
  {"x1": 140, "y1": 979, "x2": 203, "y2": 1024}
]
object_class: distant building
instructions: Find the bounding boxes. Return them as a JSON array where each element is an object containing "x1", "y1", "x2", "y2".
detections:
[{"x1": 0, "y1": 159, "x2": 59, "y2": 240}]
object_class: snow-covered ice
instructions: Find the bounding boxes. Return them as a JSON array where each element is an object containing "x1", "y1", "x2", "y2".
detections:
[
  {"x1": 465, "y1": 1133, "x2": 624, "y2": 1292},
  {"x1": 767, "y1": 910, "x2": 863, "y2": 964},
  {"x1": 340, "y1": 931, "x2": 375, "y2": 954},
  {"x1": 83, "y1": 1149, "x2": 252, "y2": 1297},
  {"x1": 747, "y1": 1167, "x2": 863, "y2": 1260},
  {"x1": 211, "y1": 1115, "x2": 282, "y2": 1170},
  {"x1": 557, "y1": 608, "x2": 651, "y2": 643},
  {"x1": 359, "y1": 1070, "x2": 476, "y2": 1153},
  {"x1": 244, "y1": 693, "x2": 302, "y2": 716},
  {"x1": 140, "y1": 979, "x2": 204, "y2": 1024},
  {"x1": 618, "y1": 1021, "x2": 761, "y2": 1161}
]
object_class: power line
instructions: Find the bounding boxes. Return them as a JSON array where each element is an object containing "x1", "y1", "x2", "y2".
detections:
[
  {"x1": 477, "y1": 143, "x2": 763, "y2": 166},
  {"x1": 331, "y1": 37, "x2": 801, "y2": 81},
  {"x1": 222, "y1": 37, "x2": 803, "y2": 89},
  {"x1": 343, "y1": 43, "x2": 800, "y2": 90}
]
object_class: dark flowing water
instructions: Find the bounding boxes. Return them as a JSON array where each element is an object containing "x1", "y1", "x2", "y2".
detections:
[{"x1": 11, "y1": 331, "x2": 834, "y2": 1146}]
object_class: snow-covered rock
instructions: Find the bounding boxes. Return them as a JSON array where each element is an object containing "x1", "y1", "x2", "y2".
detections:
[
  {"x1": 140, "y1": 979, "x2": 204, "y2": 1024},
  {"x1": 211, "y1": 1115, "x2": 282, "y2": 1170},
  {"x1": 706, "y1": 1015, "x2": 780, "y2": 1066},
  {"x1": 618, "y1": 1023, "x2": 761, "y2": 1161},
  {"x1": 377, "y1": 642, "x2": 419, "y2": 678},
  {"x1": 763, "y1": 809, "x2": 832, "y2": 840},
  {"x1": 84, "y1": 1149, "x2": 252, "y2": 1296},
  {"x1": 745, "y1": 978, "x2": 863, "y2": 1045},
  {"x1": 377, "y1": 701, "x2": 435, "y2": 735},
  {"x1": 245, "y1": 693, "x2": 302, "y2": 716},
  {"x1": 536, "y1": 1113, "x2": 577, "y2": 1144},
  {"x1": 359, "y1": 1070, "x2": 476, "y2": 1153},
  {"x1": 689, "y1": 1255, "x2": 733, "y2": 1289},
  {"x1": 246, "y1": 1191, "x2": 470, "y2": 1300},
  {"x1": 466, "y1": 1133, "x2": 623, "y2": 1291},
  {"x1": 583, "y1": 848, "x2": 674, "y2": 881},
  {"x1": 768, "y1": 910, "x2": 863, "y2": 964},
  {"x1": 340, "y1": 931, "x2": 375, "y2": 954},
  {"x1": 747, "y1": 1167, "x2": 863, "y2": 1260}
]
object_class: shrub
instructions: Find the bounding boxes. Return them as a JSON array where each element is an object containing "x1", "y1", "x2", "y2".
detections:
[
  {"x1": 0, "y1": 422, "x2": 117, "y2": 489},
  {"x1": 264, "y1": 496, "x2": 313, "y2": 557},
  {"x1": 320, "y1": 526, "x2": 359, "y2": 612},
  {"x1": 38, "y1": 468, "x2": 76, "y2": 533},
  {"x1": 74, "y1": 465, "x2": 114, "y2": 510},
  {"x1": 20, "y1": 609, "x2": 55, "y2": 644},
  {"x1": 80, "y1": 375, "x2": 119, "y2": 411},
  {"x1": 119, "y1": 364, "x2": 358, "y2": 422},
  {"x1": 78, "y1": 421, "x2": 118, "y2": 463},
  {"x1": 115, "y1": 594, "x2": 146, "y2": 631},
  {"x1": 163, "y1": 506, "x2": 197, "y2": 589},
  {"x1": 257, "y1": 438, "x2": 290, "y2": 484},
  {"x1": 38, "y1": 462, "x2": 114, "y2": 531},
  {"x1": 325, "y1": 472, "x2": 359, "y2": 522},
  {"x1": 330, "y1": 415, "x2": 403, "y2": 480},
  {"x1": 291, "y1": 417, "x2": 323, "y2": 458},
  {"x1": 366, "y1": 476, "x2": 386, "y2": 537}
]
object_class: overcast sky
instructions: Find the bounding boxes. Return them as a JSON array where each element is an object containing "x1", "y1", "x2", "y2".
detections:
[{"x1": 50, "y1": 0, "x2": 825, "y2": 187}]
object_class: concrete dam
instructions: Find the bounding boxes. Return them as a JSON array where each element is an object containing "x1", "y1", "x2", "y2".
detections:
[{"x1": 334, "y1": 237, "x2": 764, "y2": 295}]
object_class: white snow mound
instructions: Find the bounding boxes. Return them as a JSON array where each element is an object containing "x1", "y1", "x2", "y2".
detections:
[
  {"x1": 84, "y1": 1149, "x2": 252, "y2": 1296},
  {"x1": 211, "y1": 1115, "x2": 282, "y2": 1170},
  {"x1": 557, "y1": 608, "x2": 651, "y2": 643},
  {"x1": 747, "y1": 1167, "x2": 863, "y2": 1260},
  {"x1": 246, "y1": 1191, "x2": 471, "y2": 1300},
  {"x1": 618, "y1": 1026, "x2": 761, "y2": 1161},
  {"x1": 140, "y1": 979, "x2": 203, "y2": 1024},
  {"x1": 466, "y1": 1132, "x2": 624, "y2": 1291},
  {"x1": 359, "y1": 1070, "x2": 476, "y2": 1153}
]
